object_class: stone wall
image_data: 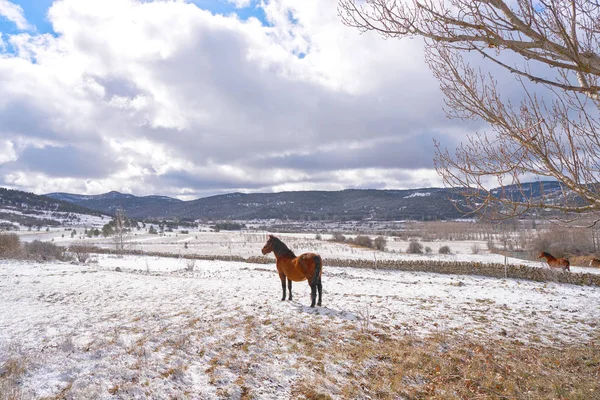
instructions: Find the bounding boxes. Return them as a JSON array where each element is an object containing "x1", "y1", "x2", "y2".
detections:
[
  {"x1": 248, "y1": 255, "x2": 600, "y2": 287},
  {"x1": 89, "y1": 248, "x2": 600, "y2": 287}
]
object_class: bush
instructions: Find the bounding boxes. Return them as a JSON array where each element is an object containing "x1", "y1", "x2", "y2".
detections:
[
  {"x1": 315, "y1": 233, "x2": 322, "y2": 240},
  {"x1": 331, "y1": 233, "x2": 346, "y2": 243},
  {"x1": 186, "y1": 259, "x2": 195, "y2": 272},
  {"x1": 407, "y1": 240, "x2": 423, "y2": 254},
  {"x1": 0, "y1": 233, "x2": 21, "y2": 258},
  {"x1": 374, "y1": 236, "x2": 387, "y2": 251},
  {"x1": 425, "y1": 246, "x2": 432, "y2": 254},
  {"x1": 353, "y1": 235, "x2": 373, "y2": 248},
  {"x1": 471, "y1": 243, "x2": 481, "y2": 255},
  {"x1": 23, "y1": 241, "x2": 66, "y2": 261},
  {"x1": 69, "y1": 243, "x2": 96, "y2": 263},
  {"x1": 439, "y1": 245, "x2": 452, "y2": 254}
]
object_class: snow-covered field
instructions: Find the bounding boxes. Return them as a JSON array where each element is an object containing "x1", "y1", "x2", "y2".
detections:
[
  {"x1": 12, "y1": 228, "x2": 600, "y2": 275},
  {"x1": 1, "y1": 250, "x2": 600, "y2": 398}
]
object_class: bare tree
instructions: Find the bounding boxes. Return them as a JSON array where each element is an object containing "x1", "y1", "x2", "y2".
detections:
[
  {"x1": 113, "y1": 208, "x2": 127, "y2": 252},
  {"x1": 339, "y1": 0, "x2": 600, "y2": 220}
]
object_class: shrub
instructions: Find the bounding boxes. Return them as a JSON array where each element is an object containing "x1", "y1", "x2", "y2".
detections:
[
  {"x1": 425, "y1": 246, "x2": 432, "y2": 254},
  {"x1": 353, "y1": 235, "x2": 373, "y2": 248},
  {"x1": 471, "y1": 243, "x2": 481, "y2": 255},
  {"x1": 439, "y1": 245, "x2": 452, "y2": 254},
  {"x1": 407, "y1": 240, "x2": 423, "y2": 254},
  {"x1": 331, "y1": 233, "x2": 346, "y2": 243},
  {"x1": 69, "y1": 243, "x2": 96, "y2": 263},
  {"x1": 186, "y1": 259, "x2": 195, "y2": 272},
  {"x1": 0, "y1": 233, "x2": 21, "y2": 258},
  {"x1": 374, "y1": 236, "x2": 386, "y2": 251},
  {"x1": 23, "y1": 240, "x2": 66, "y2": 261},
  {"x1": 315, "y1": 233, "x2": 322, "y2": 240}
]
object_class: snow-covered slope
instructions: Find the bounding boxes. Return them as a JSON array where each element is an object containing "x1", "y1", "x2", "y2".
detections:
[
  {"x1": 0, "y1": 188, "x2": 110, "y2": 229},
  {"x1": 1, "y1": 255, "x2": 599, "y2": 398}
]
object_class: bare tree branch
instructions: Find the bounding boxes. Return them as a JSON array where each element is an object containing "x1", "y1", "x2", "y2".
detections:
[{"x1": 340, "y1": 0, "x2": 600, "y2": 219}]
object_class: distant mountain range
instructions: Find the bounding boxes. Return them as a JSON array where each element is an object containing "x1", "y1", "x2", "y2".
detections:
[
  {"x1": 48, "y1": 191, "x2": 182, "y2": 219},
  {"x1": 46, "y1": 188, "x2": 471, "y2": 221},
  {"x1": 0, "y1": 181, "x2": 567, "y2": 225}
]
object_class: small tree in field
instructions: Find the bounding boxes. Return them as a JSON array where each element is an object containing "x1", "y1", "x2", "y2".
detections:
[
  {"x1": 113, "y1": 208, "x2": 127, "y2": 252},
  {"x1": 340, "y1": 0, "x2": 600, "y2": 221}
]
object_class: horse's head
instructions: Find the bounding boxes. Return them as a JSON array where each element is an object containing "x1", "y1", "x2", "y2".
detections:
[
  {"x1": 538, "y1": 252, "x2": 547, "y2": 259},
  {"x1": 261, "y1": 234, "x2": 275, "y2": 255}
]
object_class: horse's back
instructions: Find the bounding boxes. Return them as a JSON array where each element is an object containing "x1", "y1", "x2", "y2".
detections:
[
  {"x1": 299, "y1": 252, "x2": 320, "y2": 260},
  {"x1": 293, "y1": 253, "x2": 322, "y2": 279}
]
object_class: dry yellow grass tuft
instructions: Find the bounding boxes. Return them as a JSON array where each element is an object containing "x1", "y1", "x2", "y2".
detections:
[
  {"x1": 0, "y1": 348, "x2": 28, "y2": 400},
  {"x1": 280, "y1": 324, "x2": 600, "y2": 399}
]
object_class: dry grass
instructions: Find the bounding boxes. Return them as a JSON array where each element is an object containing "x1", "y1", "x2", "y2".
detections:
[
  {"x1": 5, "y1": 312, "x2": 599, "y2": 399},
  {"x1": 0, "y1": 351, "x2": 27, "y2": 400},
  {"x1": 281, "y1": 325, "x2": 600, "y2": 399}
]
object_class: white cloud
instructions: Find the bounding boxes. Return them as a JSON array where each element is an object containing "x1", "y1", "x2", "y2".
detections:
[
  {"x1": 0, "y1": 0, "x2": 471, "y2": 198},
  {"x1": 0, "y1": 0, "x2": 33, "y2": 31},
  {"x1": 0, "y1": 139, "x2": 16, "y2": 163},
  {"x1": 227, "y1": 0, "x2": 253, "y2": 8}
]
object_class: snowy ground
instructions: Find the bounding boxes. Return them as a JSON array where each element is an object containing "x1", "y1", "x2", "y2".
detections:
[{"x1": 1, "y1": 254, "x2": 599, "y2": 398}]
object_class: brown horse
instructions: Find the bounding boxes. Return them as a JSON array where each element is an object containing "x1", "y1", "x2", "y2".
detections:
[
  {"x1": 261, "y1": 235, "x2": 323, "y2": 307},
  {"x1": 589, "y1": 258, "x2": 600, "y2": 267},
  {"x1": 538, "y1": 252, "x2": 570, "y2": 272}
]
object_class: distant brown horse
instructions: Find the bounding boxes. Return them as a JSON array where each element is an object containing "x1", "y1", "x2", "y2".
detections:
[
  {"x1": 261, "y1": 235, "x2": 323, "y2": 307},
  {"x1": 589, "y1": 258, "x2": 600, "y2": 267},
  {"x1": 538, "y1": 252, "x2": 570, "y2": 272}
]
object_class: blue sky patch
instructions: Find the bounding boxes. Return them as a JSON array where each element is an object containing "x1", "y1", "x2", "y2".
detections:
[
  {"x1": 191, "y1": 0, "x2": 269, "y2": 25},
  {"x1": 0, "y1": 0, "x2": 54, "y2": 34}
]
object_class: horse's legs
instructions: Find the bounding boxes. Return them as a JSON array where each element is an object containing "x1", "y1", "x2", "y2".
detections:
[
  {"x1": 310, "y1": 282, "x2": 317, "y2": 307},
  {"x1": 279, "y1": 272, "x2": 286, "y2": 301},
  {"x1": 317, "y1": 278, "x2": 322, "y2": 307},
  {"x1": 287, "y1": 278, "x2": 292, "y2": 301}
]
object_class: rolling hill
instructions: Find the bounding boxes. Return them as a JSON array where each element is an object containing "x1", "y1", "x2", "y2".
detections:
[{"x1": 0, "y1": 188, "x2": 107, "y2": 229}]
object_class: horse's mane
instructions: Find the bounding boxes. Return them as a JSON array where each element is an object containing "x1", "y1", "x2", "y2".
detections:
[
  {"x1": 270, "y1": 236, "x2": 296, "y2": 258},
  {"x1": 539, "y1": 251, "x2": 556, "y2": 260}
]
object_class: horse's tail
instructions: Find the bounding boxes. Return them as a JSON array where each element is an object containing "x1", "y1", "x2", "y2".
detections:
[
  {"x1": 311, "y1": 255, "x2": 322, "y2": 286},
  {"x1": 565, "y1": 259, "x2": 571, "y2": 271}
]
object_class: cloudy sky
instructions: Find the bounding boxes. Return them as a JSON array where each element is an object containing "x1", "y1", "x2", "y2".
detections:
[{"x1": 0, "y1": 0, "x2": 476, "y2": 200}]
